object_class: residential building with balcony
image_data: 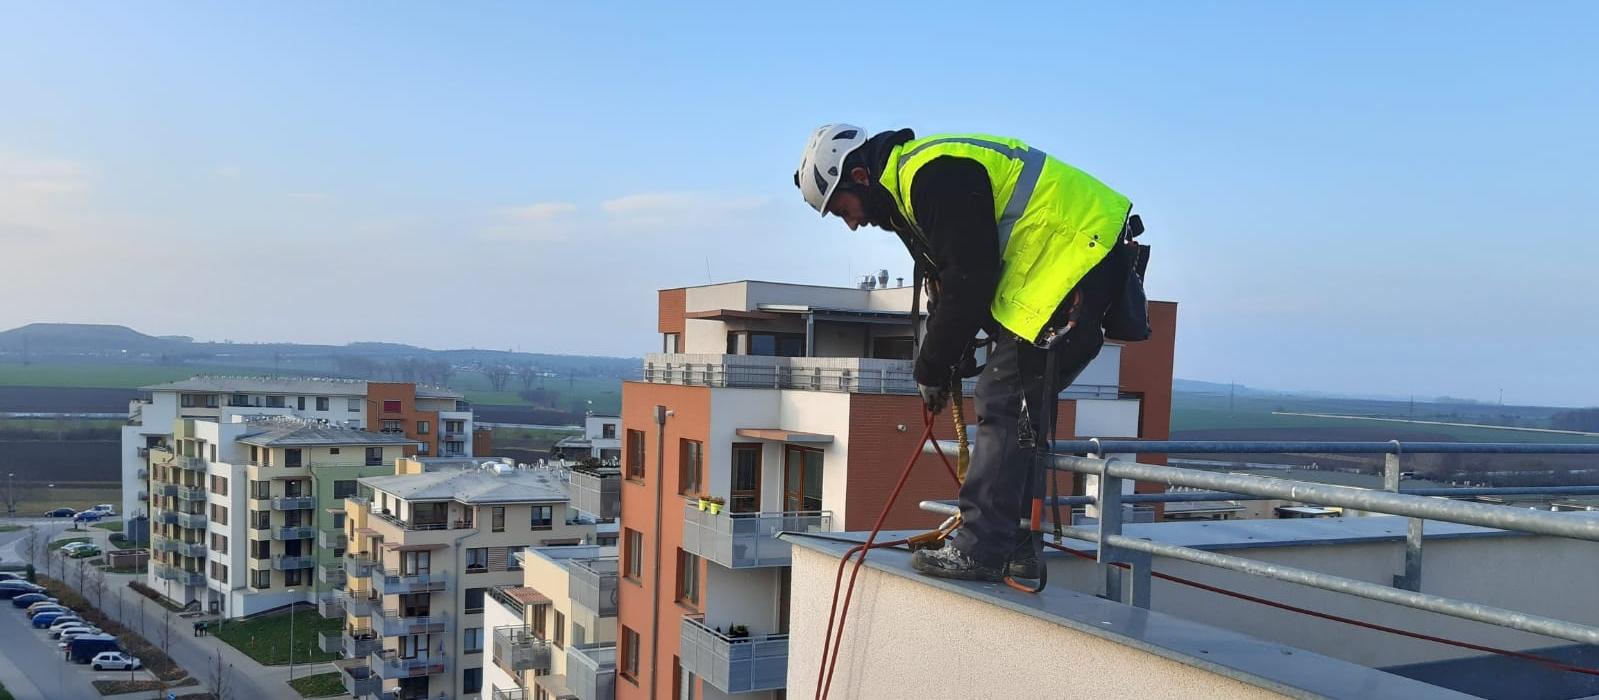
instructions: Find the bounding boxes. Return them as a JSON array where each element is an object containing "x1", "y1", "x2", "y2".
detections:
[
  {"x1": 554, "y1": 414, "x2": 624, "y2": 462},
  {"x1": 144, "y1": 415, "x2": 414, "y2": 617},
  {"x1": 337, "y1": 465, "x2": 596, "y2": 700},
  {"x1": 484, "y1": 544, "x2": 619, "y2": 700},
  {"x1": 122, "y1": 376, "x2": 490, "y2": 540},
  {"x1": 618, "y1": 281, "x2": 1177, "y2": 700}
]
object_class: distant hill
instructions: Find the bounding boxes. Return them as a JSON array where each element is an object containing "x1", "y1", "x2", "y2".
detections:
[{"x1": 0, "y1": 323, "x2": 174, "y2": 354}]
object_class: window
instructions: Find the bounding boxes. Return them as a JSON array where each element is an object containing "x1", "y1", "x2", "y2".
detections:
[
  {"x1": 462, "y1": 666, "x2": 482, "y2": 694},
  {"x1": 332, "y1": 513, "x2": 345, "y2": 530},
  {"x1": 252, "y1": 540, "x2": 271, "y2": 560},
  {"x1": 252, "y1": 569, "x2": 270, "y2": 589},
  {"x1": 266, "y1": 395, "x2": 286, "y2": 408},
  {"x1": 674, "y1": 657, "x2": 698, "y2": 700},
  {"x1": 332, "y1": 480, "x2": 356, "y2": 499},
  {"x1": 676, "y1": 549, "x2": 700, "y2": 606},
  {"x1": 734, "y1": 331, "x2": 807, "y2": 357},
  {"x1": 347, "y1": 398, "x2": 361, "y2": 412},
  {"x1": 401, "y1": 550, "x2": 431, "y2": 576},
  {"x1": 231, "y1": 394, "x2": 250, "y2": 407},
  {"x1": 210, "y1": 475, "x2": 229, "y2": 497},
  {"x1": 626, "y1": 430, "x2": 646, "y2": 480},
  {"x1": 206, "y1": 394, "x2": 219, "y2": 408},
  {"x1": 251, "y1": 510, "x2": 271, "y2": 530},
  {"x1": 329, "y1": 447, "x2": 340, "y2": 455},
  {"x1": 181, "y1": 393, "x2": 196, "y2": 408},
  {"x1": 731, "y1": 444, "x2": 761, "y2": 513},
  {"x1": 249, "y1": 445, "x2": 260, "y2": 465},
  {"x1": 365, "y1": 447, "x2": 383, "y2": 466},
  {"x1": 285, "y1": 448, "x2": 302, "y2": 468},
  {"x1": 624, "y1": 529, "x2": 642, "y2": 581},
  {"x1": 464, "y1": 627, "x2": 483, "y2": 653},
  {"x1": 417, "y1": 420, "x2": 430, "y2": 435},
  {"x1": 251, "y1": 480, "x2": 271, "y2": 499},
  {"x1": 679, "y1": 439, "x2": 702, "y2": 496},
  {"x1": 210, "y1": 533, "x2": 228, "y2": 555},
  {"x1": 621, "y1": 627, "x2": 640, "y2": 682},
  {"x1": 663, "y1": 332, "x2": 680, "y2": 353},
  {"x1": 507, "y1": 546, "x2": 525, "y2": 570},
  {"x1": 415, "y1": 442, "x2": 429, "y2": 455},
  {"x1": 602, "y1": 422, "x2": 617, "y2": 440},
  {"x1": 784, "y1": 446, "x2": 825, "y2": 512},
  {"x1": 210, "y1": 562, "x2": 228, "y2": 584},
  {"x1": 465, "y1": 587, "x2": 485, "y2": 614},
  {"x1": 285, "y1": 569, "x2": 303, "y2": 586},
  {"x1": 383, "y1": 400, "x2": 402, "y2": 414},
  {"x1": 209, "y1": 504, "x2": 229, "y2": 525},
  {"x1": 316, "y1": 396, "x2": 329, "y2": 411},
  {"x1": 530, "y1": 505, "x2": 553, "y2": 530},
  {"x1": 466, "y1": 548, "x2": 488, "y2": 573},
  {"x1": 381, "y1": 420, "x2": 404, "y2": 434},
  {"x1": 554, "y1": 610, "x2": 565, "y2": 648},
  {"x1": 532, "y1": 603, "x2": 549, "y2": 638},
  {"x1": 209, "y1": 443, "x2": 216, "y2": 462},
  {"x1": 491, "y1": 507, "x2": 505, "y2": 532},
  {"x1": 296, "y1": 396, "x2": 306, "y2": 410}
]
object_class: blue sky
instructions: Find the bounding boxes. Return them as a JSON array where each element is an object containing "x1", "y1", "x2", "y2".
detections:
[{"x1": 1, "y1": 3, "x2": 1595, "y2": 405}]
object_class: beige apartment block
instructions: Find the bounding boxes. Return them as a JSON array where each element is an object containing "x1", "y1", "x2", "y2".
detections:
[
  {"x1": 336, "y1": 465, "x2": 597, "y2": 700},
  {"x1": 484, "y1": 545, "x2": 619, "y2": 700}
]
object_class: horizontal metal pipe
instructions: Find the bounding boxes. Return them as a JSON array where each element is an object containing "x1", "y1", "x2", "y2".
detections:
[
  {"x1": 1056, "y1": 525, "x2": 1599, "y2": 646},
  {"x1": 1045, "y1": 439, "x2": 1599, "y2": 455},
  {"x1": 1054, "y1": 455, "x2": 1599, "y2": 542},
  {"x1": 919, "y1": 485, "x2": 1599, "y2": 508}
]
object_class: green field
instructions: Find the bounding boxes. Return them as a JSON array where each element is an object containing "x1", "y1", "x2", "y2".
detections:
[
  {"x1": 214, "y1": 608, "x2": 341, "y2": 665},
  {"x1": 10, "y1": 483, "x2": 122, "y2": 517},
  {"x1": 1173, "y1": 402, "x2": 1599, "y2": 444},
  {"x1": 0, "y1": 364, "x2": 203, "y2": 388},
  {"x1": 287, "y1": 672, "x2": 345, "y2": 698}
]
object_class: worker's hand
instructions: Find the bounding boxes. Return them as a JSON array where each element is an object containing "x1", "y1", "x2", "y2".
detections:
[{"x1": 918, "y1": 383, "x2": 950, "y2": 415}]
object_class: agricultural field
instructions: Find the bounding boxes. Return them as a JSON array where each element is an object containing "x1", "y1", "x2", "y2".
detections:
[{"x1": 6, "y1": 482, "x2": 122, "y2": 516}]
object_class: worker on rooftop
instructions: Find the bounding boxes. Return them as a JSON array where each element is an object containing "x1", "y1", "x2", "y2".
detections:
[{"x1": 795, "y1": 125, "x2": 1150, "y2": 582}]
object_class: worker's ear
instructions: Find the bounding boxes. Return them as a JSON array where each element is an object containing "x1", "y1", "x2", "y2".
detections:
[{"x1": 849, "y1": 167, "x2": 871, "y2": 186}]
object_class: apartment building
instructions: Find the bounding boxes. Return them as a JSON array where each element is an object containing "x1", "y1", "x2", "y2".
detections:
[
  {"x1": 554, "y1": 415, "x2": 624, "y2": 462},
  {"x1": 483, "y1": 544, "x2": 620, "y2": 700},
  {"x1": 617, "y1": 281, "x2": 1177, "y2": 700},
  {"x1": 336, "y1": 465, "x2": 597, "y2": 700},
  {"x1": 144, "y1": 416, "x2": 414, "y2": 617},
  {"x1": 123, "y1": 377, "x2": 491, "y2": 536}
]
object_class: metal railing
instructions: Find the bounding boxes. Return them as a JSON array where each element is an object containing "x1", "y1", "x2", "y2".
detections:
[
  {"x1": 369, "y1": 649, "x2": 448, "y2": 678},
  {"x1": 342, "y1": 587, "x2": 377, "y2": 617},
  {"x1": 373, "y1": 568, "x2": 450, "y2": 595},
  {"x1": 492, "y1": 625, "x2": 552, "y2": 673},
  {"x1": 154, "y1": 563, "x2": 205, "y2": 586},
  {"x1": 152, "y1": 483, "x2": 180, "y2": 497},
  {"x1": 367, "y1": 503, "x2": 469, "y2": 532},
  {"x1": 920, "y1": 438, "x2": 1599, "y2": 645},
  {"x1": 566, "y1": 642, "x2": 616, "y2": 700},
  {"x1": 175, "y1": 485, "x2": 208, "y2": 501},
  {"x1": 317, "y1": 593, "x2": 343, "y2": 620},
  {"x1": 571, "y1": 468, "x2": 620, "y2": 521},
  {"x1": 679, "y1": 615, "x2": 788, "y2": 694},
  {"x1": 152, "y1": 509, "x2": 178, "y2": 525},
  {"x1": 488, "y1": 585, "x2": 530, "y2": 618},
  {"x1": 344, "y1": 628, "x2": 379, "y2": 658},
  {"x1": 175, "y1": 512, "x2": 208, "y2": 529},
  {"x1": 345, "y1": 552, "x2": 378, "y2": 578},
  {"x1": 272, "y1": 496, "x2": 315, "y2": 510},
  {"x1": 174, "y1": 455, "x2": 207, "y2": 472},
  {"x1": 271, "y1": 555, "x2": 315, "y2": 570},
  {"x1": 273, "y1": 525, "x2": 317, "y2": 540},
  {"x1": 681, "y1": 504, "x2": 830, "y2": 568},
  {"x1": 318, "y1": 562, "x2": 345, "y2": 586},
  {"x1": 317, "y1": 629, "x2": 342, "y2": 654},
  {"x1": 153, "y1": 537, "x2": 206, "y2": 558},
  {"x1": 373, "y1": 610, "x2": 449, "y2": 637},
  {"x1": 569, "y1": 557, "x2": 619, "y2": 617},
  {"x1": 337, "y1": 658, "x2": 379, "y2": 698},
  {"x1": 319, "y1": 529, "x2": 347, "y2": 549}
]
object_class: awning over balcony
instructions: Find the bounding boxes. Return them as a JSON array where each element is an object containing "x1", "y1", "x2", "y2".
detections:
[
  {"x1": 685, "y1": 309, "x2": 781, "y2": 322},
  {"x1": 735, "y1": 428, "x2": 833, "y2": 444},
  {"x1": 534, "y1": 673, "x2": 577, "y2": 700},
  {"x1": 503, "y1": 586, "x2": 550, "y2": 606},
  {"x1": 381, "y1": 541, "x2": 449, "y2": 550}
]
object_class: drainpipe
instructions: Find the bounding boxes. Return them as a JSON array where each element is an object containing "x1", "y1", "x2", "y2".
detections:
[
  {"x1": 648, "y1": 404, "x2": 668, "y2": 700},
  {"x1": 449, "y1": 511, "x2": 475, "y2": 693}
]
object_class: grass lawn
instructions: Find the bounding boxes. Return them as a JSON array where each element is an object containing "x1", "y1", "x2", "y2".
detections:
[
  {"x1": 214, "y1": 608, "x2": 341, "y2": 665},
  {"x1": 48, "y1": 536, "x2": 91, "y2": 551},
  {"x1": 287, "y1": 671, "x2": 345, "y2": 698},
  {"x1": 93, "y1": 520, "x2": 124, "y2": 532},
  {"x1": 0, "y1": 525, "x2": 23, "y2": 533},
  {"x1": 0, "y1": 363, "x2": 200, "y2": 388}
]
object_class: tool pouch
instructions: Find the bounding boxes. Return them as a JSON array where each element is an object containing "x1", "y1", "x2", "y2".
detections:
[{"x1": 1103, "y1": 215, "x2": 1152, "y2": 342}]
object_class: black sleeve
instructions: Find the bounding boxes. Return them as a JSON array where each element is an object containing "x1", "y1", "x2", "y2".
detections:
[{"x1": 908, "y1": 156, "x2": 1000, "y2": 386}]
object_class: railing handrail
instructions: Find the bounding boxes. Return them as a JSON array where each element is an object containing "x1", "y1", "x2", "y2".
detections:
[
  {"x1": 682, "y1": 615, "x2": 789, "y2": 645},
  {"x1": 1039, "y1": 438, "x2": 1599, "y2": 455}
]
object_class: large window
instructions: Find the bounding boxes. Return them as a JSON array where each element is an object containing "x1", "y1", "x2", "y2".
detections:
[
  {"x1": 602, "y1": 423, "x2": 617, "y2": 439},
  {"x1": 676, "y1": 549, "x2": 700, "y2": 607},
  {"x1": 464, "y1": 627, "x2": 483, "y2": 653},
  {"x1": 678, "y1": 439, "x2": 702, "y2": 496},
  {"x1": 316, "y1": 396, "x2": 329, "y2": 411},
  {"x1": 731, "y1": 331, "x2": 806, "y2": 357},
  {"x1": 365, "y1": 447, "x2": 383, "y2": 466},
  {"x1": 332, "y1": 480, "x2": 357, "y2": 499},
  {"x1": 383, "y1": 400, "x2": 402, "y2": 414},
  {"x1": 465, "y1": 587, "x2": 485, "y2": 614},
  {"x1": 784, "y1": 446, "x2": 824, "y2": 512},
  {"x1": 530, "y1": 506, "x2": 553, "y2": 530},
  {"x1": 730, "y1": 444, "x2": 761, "y2": 513},
  {"x1": 626, "y1": 430, "x2": 646, "y2": 480},
  {"x1": 284, "y1": 449, "x2": 302, "y2": 468},
  {"x1": 265, "y1": 395, "x2": 286, "y2": 408},
  {"x1": 621, "y1": 627, "x2": 641, "y2": 683},
  {"x1": 491, "y1": 506, "x2": 505, "y2": 532},
  {"x1": 623, "y1": 529, "x2": 642, "y2": 581},
  {"x1": 463, "y1": 667, "x2": 481, "y2": 694}
]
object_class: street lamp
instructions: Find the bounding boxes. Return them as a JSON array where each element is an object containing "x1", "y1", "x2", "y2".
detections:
[{"x1": 6, "y1": 472, "x2": 14, "y2": 518}]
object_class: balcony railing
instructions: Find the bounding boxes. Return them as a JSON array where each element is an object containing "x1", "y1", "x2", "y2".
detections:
[
  {"x1": 373, "y1": 610, "x2": 449, "y2": 637},
  {"x1": 175, "y1": 512, "x2": 208, "y2": 529},
  {"x1": 273, "y1": 525, "x2": 318, "y2": 540},
  {"x1": 369, "y1": 650, "x2": 448, "y2": 678},
  {"x1": 174, "y1": 455, "x2": 207, "y2": 472},
  {"x1": 492, "y1": 625, "x2": 552, "y2": 674},
  {"x1": 318, "y1": 562, "x2": 345, "y2": 586},
  {"x1": 137, "y1": 490, "x2": 148, "y2": 502},
  {"x1": 317, "y1": 629, "x2": 342, "y2": 654},
  {"x1": 136, "y1": 447, "x2": 150, "y2": 459},
  {"x1": 152, "y1": 509, "x2": 178, "y2": 525},
  {"x1": 136, "y1": 467, "x2": 148, "y2": 479},
  {"x1": 570, "y1": 468, "x2": 620, "y2": 521},
  {"x1": 152, "y1": 483, "x2": 180, "y2": 498},
  {"x1": 337, "y1": 659, "x2": 379, "y2": 698},
  {"x1": 154, "y1": 563, "x2": 206, "y2": 587},
  {"x1": 342, "y1": 588, "x2": 377, "y2": 617},
  {"x1": 175, "y1": 485, "x2": 208, "y2": 501},
  {"x1": 679, "y1": 616, "x2": 788, "y2": 694},
  {"x1": 491, "y1": 688, "x2": 527, "y2": 700},
  {"x1": 367, "y1": 503, "x2": 469, "y2": 532},
  {"x1": 373, "y1": 568, "x2": 450, "y2": 596},
  {"x1": 681, "y1": 504, "x2": 830, "y2": 569},
  {"x1": 345, "y1": 552, "x2": 378, "y2": 578},
  {"x1": 566, "y1": 643, "x2": 616, "y2": 700},
  {"x1": 153, "y1": 537, "x2": 207, "y2": 558},
  {"x1": 343, "y1": 628, "x2": 379, "y2": 658},
  {"x1": 319, "y1": 529, "x2": 347, "y2": 549},
  {"x1": 271, "y1": 555, "x2": 315, "y2": 570},
  {"x1": 317, "y1": 593, "x2": 343, "y2": 619},
  {"x1": 272, "y1": 496, "x2": 315, "y2": 510},
  {"x1": 568, "y1": 558, "x2": 618, "y2": 617}
]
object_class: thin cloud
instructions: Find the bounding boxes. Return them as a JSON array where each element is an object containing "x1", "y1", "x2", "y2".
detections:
[
  {"x1": 503, "y1": 201, "x2": 578, "y2": 222},
  {"x1": 600, "y1": 192, "x2": 771, "y2": 218}
]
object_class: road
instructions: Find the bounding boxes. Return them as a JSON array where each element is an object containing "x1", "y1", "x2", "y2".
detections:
[
  {"x1": 3, "y1": 519, "x2": 337, "y2": 700},
  {"x1": 0, "y1": 519, "x2": 105, "y2": 699}
]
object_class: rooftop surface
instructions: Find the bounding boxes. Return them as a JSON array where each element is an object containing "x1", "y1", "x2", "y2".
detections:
[
  {"x1": 236, "y1": 419, "x2": 417, "y2": 447},
  {"x1": 361, "y1": 466, "x2": 569, "y2": 504},
  {"x1": 142, "y1": 375, "x2": 462, "y2": 398}
]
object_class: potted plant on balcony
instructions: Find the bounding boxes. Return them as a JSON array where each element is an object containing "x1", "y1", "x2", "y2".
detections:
[
  {"x1": 728, "y1": 624, "x2": 749, "y2": 639},
  {"x1": 697, "y1": 496, "x2": 712, "y2": 512},
  {"x1": 706, "y1": 496, "x2": 725, "y2": 515}
]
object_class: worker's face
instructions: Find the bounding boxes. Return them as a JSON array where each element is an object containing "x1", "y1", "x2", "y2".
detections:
[{"x1": 824, "y1": 167, "x2": 875, "y2": 231}]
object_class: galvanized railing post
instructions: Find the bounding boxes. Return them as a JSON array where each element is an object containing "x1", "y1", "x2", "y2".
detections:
[
  {"x1": 1093, "y1": 446, "x2": 1151, "y2": 608},
  {"x1": 1384, "y1": 441, "x2": 1424, "y2": 591}
]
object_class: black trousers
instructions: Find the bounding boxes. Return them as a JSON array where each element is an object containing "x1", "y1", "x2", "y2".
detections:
[{"x1": 951, "y1": 251, "x2": 1121, "y2": 568}]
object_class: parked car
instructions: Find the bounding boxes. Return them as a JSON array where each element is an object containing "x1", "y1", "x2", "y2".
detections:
[
  {"x1": 49, "y1": 616, "x2": 86, "y2": 632},
  {"x1": 0, "y1": 581, "x2": 44, "y2": 599},
  {"x1": 52, "y1": 624, "x2": 99, "y2": 640},
  {"x1": 90, "y1": 504, "x2": 116, "y2": 515},
  {"x1": 12, "y1": 593, "x2": 54, "y2": 608},
  {"x1": 88, "y1": 649, "x2": 138, "y2": 670},
  {"x1": 66, "y1": 544, "x2": 100, "y2": 559},
  {"x1": 0, "y1": 572, "x2": 25, "y2": 582},
  {"x1": 31, "y1": 610, "x2": 70, "y2": 628},
  {"x1": 28, "y1": 601, "x2": 68, "y2": 616},
  {"x1": 43, "y1": 508, "x2": 75, "y2": 518},
  {"x1": 71, "y1": 511, "x2": 101, "y2": 523}
]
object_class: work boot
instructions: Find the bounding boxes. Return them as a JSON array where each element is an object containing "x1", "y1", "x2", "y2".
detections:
[
  {"x1": 1007, "y1": 531, "x2": 1041, "y2": 579},
  {"x1": 911, "y1": 543, "x2": 1003, "y2": 582}
]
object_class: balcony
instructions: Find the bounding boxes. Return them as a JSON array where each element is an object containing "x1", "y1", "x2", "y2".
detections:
[
  {"x1": 152, "y1": 509, "x2": 178, "y2": 525},
  {"x1": 318, "y1": 563, "x2": 346, "y2": 587},
  {"x1": 568, "y1": 558, "x2": 618, "y2": 617},
  {"x1": 174, "y1": 455, "x2": 207, "y2": 472},
  {"x1": 367, "y1": 504, "x2": 471, "y2": 533},
  {"x1": 373, "y1": 610, "x2": 449, "y2": 637},
  {"x1": 175, "y1": 512, "x2": 208, "y2": 529},
  {"x1": 136, "y1": 467, "x2": 148, "y2": 479},
  {"x1": 336, "y1": 659, "x2": 379, "y2": 698},
  {"x1": 492, "y1": 625, "x2": 552, "y2": 674},
  {"x1": 369, "y1": 650, "x2": 448, "y2": 679},
  {"x1": 273, "y1": 525, "x2": 318, "y2": 540},
  {"x1": 152, "y1": 483, "x2": 180, "y2": 498},
  {"x1": 272, "y1": 496, "x2": 315, "y2": 510},
  {"x1": 491, "y1": 689, "x2": 527, "y2": 700},
  {"x1": 154, "y1": 563, "x2": 206, "y2": 587},
  {"x1": 679, "y1": 616, "x2": 788, "y2": 694},
  {"x1": 319, "y1": 529, "x2": 347, "y2": 549},
  {"x1": 345, "y1": 552, "x2": 378, "y2": 578},
  {"x1": 681, "y1": 504, "x2": 830, "y2": 569},
  {"x1": 343, "y1": 628, "x2": 379, "y2": 658},
  {"x1": 570, "y1": 467, "x2": 620, "y2": 521},
  {"x1": 137, "y1": 490, "x2": 147, "y2": 502},
  {"x1": 341, "y1": 588, "x2": 377, "y2": 617},
  {"x1": 566, "y1": 643, "x2": 616, "y2": 700},
  {"x1": 153, "y1": 537, "x2": 206, "y2": 558},
  {"x1": 175, "y1": 485, "x2": 208, "y2": 501},
  {"x1": 271, "y1": 555, "x2": 315, "y2": 570},
  {"x1": 137, "y1": 447, "x2": 150, "y2": 459},
  {"x1": 372, "y1": 568, "x2": 450, "y2": 596},
  {"x1": 317, "y1": 629, "x2": 342, "y2": 654},
  {"x1": 317, "y1": 593, "x2": 343, "y2": 619}
]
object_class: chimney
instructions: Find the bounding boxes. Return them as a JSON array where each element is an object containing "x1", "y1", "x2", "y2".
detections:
[{"x1": 878, "y1": 269, "x2": 889, "y2": 288}]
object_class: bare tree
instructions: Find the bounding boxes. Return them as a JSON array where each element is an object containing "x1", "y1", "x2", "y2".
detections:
[
  {"x1": 516, "y1": 364, "x2": 539, "y2": 391},
  {"x1": 84, "y1": 565, "x2": 106, "y2": 608},
  {"x1": 483, "y1": 364, "x2": 512, "y2": 392},
  {"x1": 159, "y1": 608, "x2": 173, "y2": 660},
  {"x1": 22, "y1": 526, "x2": 42, "y2": 569},
  {"x1": 433, "y1": 360, "x2": 455, "y2": 386},
  {"x1": 208, "y1": 648, "x2": 234, "y2": 700},
  {"x1": 138, "y1": 597, "x2": 147, "y2": 636}
]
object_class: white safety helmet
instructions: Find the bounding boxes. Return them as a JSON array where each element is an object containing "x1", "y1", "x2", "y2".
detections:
[{"x1": 795, "y1": 124, "x2": 868, "y2": 214}]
